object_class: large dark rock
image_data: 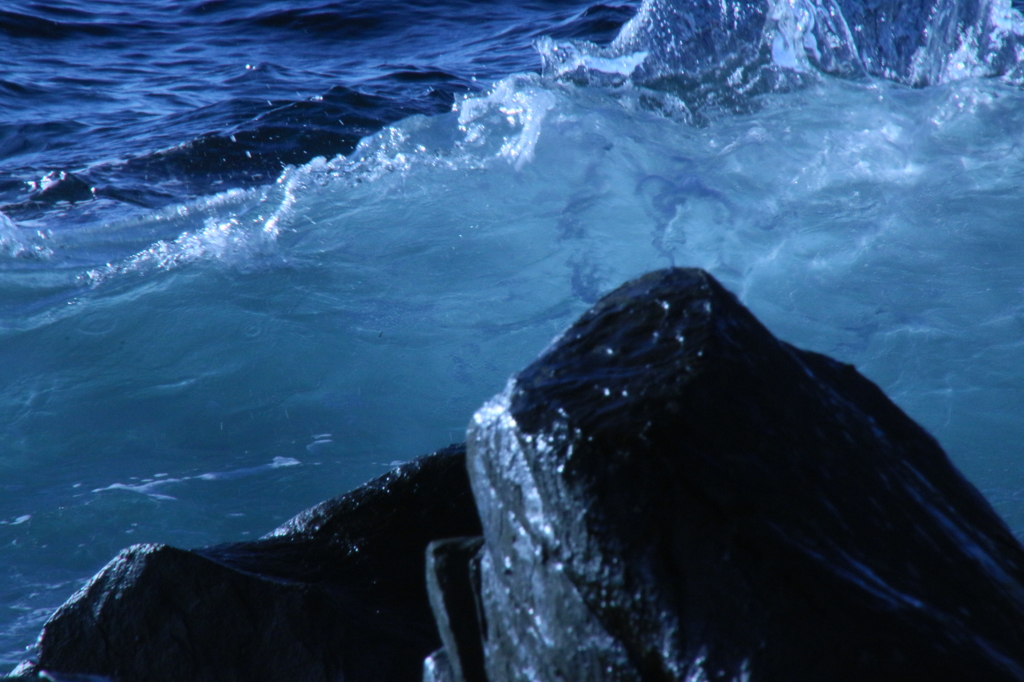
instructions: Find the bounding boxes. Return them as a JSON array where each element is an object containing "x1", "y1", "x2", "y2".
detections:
[
  {"x1": 466, "y1": 267, "x2": 1024, "y2": 682},
  {"x1": 11, "y1": 444, "x2": 481, "y2": 682}
]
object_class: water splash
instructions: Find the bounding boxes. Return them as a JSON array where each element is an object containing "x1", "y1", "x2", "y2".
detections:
[
  {"x1": 79, "y1": 175, "x2": 298, "y2": 286},
  {"x1": 538, "y1": 0, "x2": 1024, "y2": 112},
  {"x1": 457, "y1": 75, "x2": 558, "y2": 170},
  {"x1": 0, "y1": 213, "x2": 52, "y2": 261}
]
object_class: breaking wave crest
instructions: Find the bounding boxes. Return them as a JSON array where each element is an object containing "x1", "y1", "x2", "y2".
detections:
[{"x1": 539, "y1": 0, "x2": 1024, "y2": 112}]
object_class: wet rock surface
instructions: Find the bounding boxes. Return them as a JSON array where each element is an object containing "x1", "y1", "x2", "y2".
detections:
[
  {"x1": 467, "y1": 267, "x2": 1024, "y2": 682},
  {"x1": 10, "y1": 445, "x2": 480, "y2": 682},
  {"x1": 424, "y1": 536, "x2": 487, "y2": 682}
]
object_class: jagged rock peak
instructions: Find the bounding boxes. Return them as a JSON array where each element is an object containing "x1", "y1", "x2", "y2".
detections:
[{"x1": 467, "y1": 267, "x2": 1024, "y2": 682}]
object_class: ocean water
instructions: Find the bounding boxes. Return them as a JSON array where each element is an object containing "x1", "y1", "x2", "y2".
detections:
[{"x1": 3, "y1": 0, "x2": 1024, "y2": 669}]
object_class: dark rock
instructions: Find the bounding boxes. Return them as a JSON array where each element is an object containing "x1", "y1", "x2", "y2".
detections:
[
  {"x1": 466, "y1": 267, "x2": 1024, "y2": 681},
  {"x1": 424, "y1": 537, "x2": 487, "y2": 682},
  {"x1": 12, "y1": 444, "x2": 481, "y2": 682},
  {"x1": 29, "y1": 171, "x2": 93, "y2": 204},
  {"x1": 422, "y1": 649, "x2": 455, "y2": 682},
  {"x1": 7, "y1": 672, "x2": 113, "y2": 682}
]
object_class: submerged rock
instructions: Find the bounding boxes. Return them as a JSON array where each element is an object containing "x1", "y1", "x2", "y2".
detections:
[
  {"x1": 466, "y1": 267, "x2": 1024, "y2": 682},
  {"x1": 11, "y1": 444, "x2": 481, "y2": 682}
]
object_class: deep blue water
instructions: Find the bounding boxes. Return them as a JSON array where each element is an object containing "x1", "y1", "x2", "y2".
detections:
[
  {"x1": 4, "y1": 0, "x2": 1024, "y2": 670},
  {"x1": 0, "y1": 0, "x2": 633, "y2": 224}
]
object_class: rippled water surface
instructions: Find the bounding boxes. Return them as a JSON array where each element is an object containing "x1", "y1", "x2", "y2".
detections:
[{"x1": 3, "y1": 0, "x2": 1024, "y2": 668}]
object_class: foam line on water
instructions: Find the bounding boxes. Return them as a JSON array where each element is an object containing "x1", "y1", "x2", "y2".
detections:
[{"x1": 91, "y1": 457, "x2": 301, "y2": 501}]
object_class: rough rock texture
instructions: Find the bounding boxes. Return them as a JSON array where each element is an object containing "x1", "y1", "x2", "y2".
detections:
[
  {"x1": 422, "y1": 648, "x2": 456, "y2": 682},
  {"x1": 424, "y1": 536, "x2": 487, "y2": 682},
  {"x1": 467, "y1": 267, "x2": 1024, "y2": 682},
  {"x1": 12, "y1": 444, "x2": 480, "y2": 682}
]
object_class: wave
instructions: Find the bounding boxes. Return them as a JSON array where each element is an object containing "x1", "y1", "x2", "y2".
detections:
[
  {"x1": 539, "y1": 0, "x2": 1024, "y2": 114},
  {"x1": 0, "y1": 8, "x2": 123, "y2": 40},
  {"x1": 0, "y1": 0, "x2": 638, "y2": 223}
]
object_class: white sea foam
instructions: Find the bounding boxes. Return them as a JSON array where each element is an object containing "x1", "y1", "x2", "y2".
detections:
[
  {"x1": 0, "y1": 212, "x2": 52, "y2": 261},
  {"x1": 80, "y1": 181, "x2": 296, "y2": 286},
  {"x1": 92, "y1": 457, "x2": 302, "y2": 500}
]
